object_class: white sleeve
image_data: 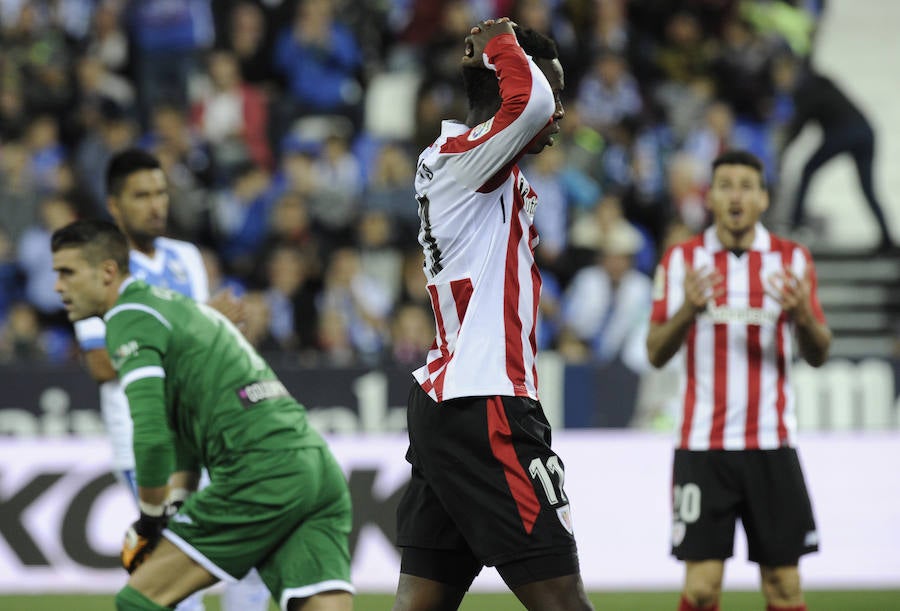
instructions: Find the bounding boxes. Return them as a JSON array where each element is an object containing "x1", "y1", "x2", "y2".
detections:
[{"x1": 74, "y1": 317, "x2": 107, "y2": 351}]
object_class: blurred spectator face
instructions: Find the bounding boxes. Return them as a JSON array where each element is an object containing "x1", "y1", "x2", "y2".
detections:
[
  {"x1": 706, "y1": 102, "x2": 733, "y2": 138},
  {"x1": 516, "y1": 0, "x2": 551, "y2": 33},
  {"x1": 271, "y1": 193, "x2": 310, "y2": 236},
  {"x1": 230, "y1": 2, "x2": 265, "y2": 55},
  {"x1": 666, "y1": 13, "x2": 701, "y2": 46},
  {"x1": 707, "y1": 162, "x2": 768, "y2": 236},
  {"x1": 39, "y1": 198, "x2": 77, "y2": 231},
  {"x1": 152, "y1": 106, "x2": 188, "y2": 148},
  {"x1": 357, "y1": 210, "x2": 392, "y2": 248},
  {"x1": 372, "y1": 143, "x2": 413, "y2": 186},
  {"x1": 26, "y1": 116, "x2": 59, "y2": 151},
  {"x1": 233, "y1": 166, "x2": 270, "y2": 201},
  {"x1": 282, "y1": 152, "x2": 317, "y2": 194},
  {"x1": 76, "y1": 56, "x2": 104, "y2": 92},
  {"x1": 326, "y1": 248, "x2": 361, "y2": 287},
  {"x1": 440, "y1": 1, "x2": 473, "y2": 37},
  {"x1": 93, "y1": 3, "x2": 120, "y2": 37},
  {"x1": 101, "y1": 115, "x2": 135, "y2": 149},
  {"x1": 108, "y1": 168, "x2": 169, "y2": 247},
  {"x1": 241, "y1": 291, "x2": 272, "y2": 347},
  {"x1": 209, "y1": 51, "x2": 241, "y2": 90},
  {"x1": 390, "y1": 304, "x2": 433, "y2": 364},
  {"x1": 267, "y1": 246, "x2": 306, "y2": 295},
  {"x1": 597, "y1": 53, "x2": 625, "y2": 86}
]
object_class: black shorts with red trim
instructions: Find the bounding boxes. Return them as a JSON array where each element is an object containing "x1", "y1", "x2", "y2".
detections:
[
  {"x1": 397, "y1": 383, "x2": 579, "y2": 578},
  {"x1": 671, "y1": 448, "x2": 819, "y2": 566}
]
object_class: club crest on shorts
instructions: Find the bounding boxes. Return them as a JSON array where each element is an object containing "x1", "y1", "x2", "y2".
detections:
[
  {"x1": 556, "y1": 505, "x2": 574, "y2": 535},
  {"x1": 467, "y1": 117, "x2": 494, "y2": 141},
  {"x1": 672, "y1": 520, "x2": 686, "y2": 547}
]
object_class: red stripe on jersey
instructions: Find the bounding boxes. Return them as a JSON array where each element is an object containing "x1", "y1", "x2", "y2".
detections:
[
  {"x1": 745, "y1": 251, "x2": 763, "y2": 448},
  {"x1": 679, "y1": 245, "x2": 698, "y2": 449},
  {"x1": 771, "y1": 235, "x2": 791, "y2": 443},
  {"x1": 486, "y1": 396, "x2": 540, "y2": 534},
  {"x1": 428, "y1": 278, "x2": 475, "y2": 398},
  {"x1": 504, "y1": 201, "x2": 527, "y2": 396},
  {"x1": 709, "y1": 250, "x2": 730, "y2": 449},
  {"x1": 528, "y1": 224, "x2": 541, "y2": 390},
  {"x1": 427, "y1": 284, "x2": 450, "y2": 401},
  {"x1": 651, "y1": 247, "x2": 674, "y2": 322}
]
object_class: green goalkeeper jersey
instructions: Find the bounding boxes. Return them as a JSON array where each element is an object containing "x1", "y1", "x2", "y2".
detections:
[{"x1": 104, "y1": 278, "x2": 324, "y2": 488}]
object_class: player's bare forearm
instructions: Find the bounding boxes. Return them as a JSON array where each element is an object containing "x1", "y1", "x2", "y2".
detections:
[
  {"x1": 795, "y1": 317, "x2": 831, "y2": 367},
  {"x1": 82, "y1": 348, "x2": 118, "y2": 383},
  {"x1": 646, "y1": 304, "x2": 698, "y2": 368}
]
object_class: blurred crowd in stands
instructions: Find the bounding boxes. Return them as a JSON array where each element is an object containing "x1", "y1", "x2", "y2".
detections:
[{"x1": 0, "y1": 0, "x2": 827, "y2": 369}]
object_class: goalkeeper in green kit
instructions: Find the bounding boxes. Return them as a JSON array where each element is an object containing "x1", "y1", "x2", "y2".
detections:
[{"x1": 51, "y1": 219, "x2": 354, "y2": 611}]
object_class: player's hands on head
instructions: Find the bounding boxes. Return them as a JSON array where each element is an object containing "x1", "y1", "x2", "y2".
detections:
[
  {"x1": 683, "y1": 266, "x2": 724, "y2": 314},
  {"x1": 461, "y1": 17, "x2": 517, "y2": 69},
  {"x1": 120, "y1": 510, "x2": 168, "y2": 574}
]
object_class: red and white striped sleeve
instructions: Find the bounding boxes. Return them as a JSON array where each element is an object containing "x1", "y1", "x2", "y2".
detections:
[{"x1": 438, "y1": 33, "x2": 555, "y2": 192}]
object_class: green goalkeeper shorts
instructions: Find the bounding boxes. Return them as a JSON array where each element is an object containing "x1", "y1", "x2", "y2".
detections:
[{"x1": 163, "y1": 444, "x2": 353, "y2": 602}]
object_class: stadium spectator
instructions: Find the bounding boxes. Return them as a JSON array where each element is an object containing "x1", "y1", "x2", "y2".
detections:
[
  {"x1": 561, "y1": 222, "x2": 651, "y2": 365},
  {"x1": 774, "y1": 57, "x2": 896, "y2": 251},
  {"x1": 191, "y1": 49, "x2": 273, "y2": 175},
  {"x1": 261, "y1": 243, "x2": 321, "y2": 353},
  {"x1": 647, "y1": 150, "x2": 829, "y2": 611},
  {"x1": 273, "y1": 0, "x2": 364, "y2": 130},
  {"x1": 17, "y1": 196, "x2": 78, "y2": 320},
  {"x1": 393, "y1": 19, "x2": 593, "y2": 611},
  {"x1": 576, "y1": 51, "x2": 643, "y2": 135}
]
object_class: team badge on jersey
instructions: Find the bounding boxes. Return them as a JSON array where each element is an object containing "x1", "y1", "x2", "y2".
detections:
[
  {"x1": 556, "y1": 504, "x2": 574, "y2": 535},
  {"x1": 111, "y1": 340, "x2": 139, "y2": 370},
  {"x1": 467, "y1": 117, "x2": 494, "y2": 141}
]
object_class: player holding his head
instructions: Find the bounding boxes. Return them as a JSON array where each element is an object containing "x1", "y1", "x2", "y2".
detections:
[
  {"x1": 393, "y1": 18, "x2": 593, "y2": 611},
  {"x1": 72, "y1": 148, "x2": 263, "y2": 611},
  {"x1": 647, "y1": 150, "x2": 831, "y2": 611},
  {"x1": 52, "y1": 219, "x2": 353, "y2": 611}
]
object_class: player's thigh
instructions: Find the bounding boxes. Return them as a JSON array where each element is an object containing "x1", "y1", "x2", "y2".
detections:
[
  {"x1": 128, "y1": 538, "x2": 218, "y2": 607},
  {"x1": 257, "y1": 453, "x2": 354, "y2": 607},
  {"x1": 671, "y1": 450, "x2": 741, "y2": 561},
  {"x1": 740, "y1": 448, "x2": 818, "y2": 565},
  {"x1": 288, "y1": 590, "x2": 353, "y2": 611},
  {"x1": 511, "y1": 573, "x2": 593, "y2": 611}
]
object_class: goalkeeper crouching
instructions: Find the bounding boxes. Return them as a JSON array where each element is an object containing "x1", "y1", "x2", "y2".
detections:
[{"x1": 51, "y1": 219, "x2": 354, "y2": 611}]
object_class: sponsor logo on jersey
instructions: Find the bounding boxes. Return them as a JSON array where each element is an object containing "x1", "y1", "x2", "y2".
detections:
[
  {"x1": 110, "y1": 341, "x2": 139, "y2": 369},
  {"x1": 149, "y1": 285, "x2": 177, "y2": 300},
  {"x1": 467, "y1": 117, "x2": 494, "y2": 141},
  {"x1": 702, "y1": 305, "x2": 779, "y2": 326},
  {"x1": 516, "y1": 173, "x2": 538, "y2": 218},
  {"x1": 556, "y1": 505, "x2": 574, "y2": 535},
  {"x1": 236, "y1": 380, "x2": 291, "y2": 408}
]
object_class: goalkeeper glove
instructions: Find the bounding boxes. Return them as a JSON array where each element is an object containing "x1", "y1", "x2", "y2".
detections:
[{"x1": 120, "y1": 506, "x2": 168, "y2": 574}]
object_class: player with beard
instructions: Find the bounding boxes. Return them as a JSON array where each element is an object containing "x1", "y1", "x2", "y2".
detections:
[
  {"x1": 647, "y1": 150, "x2": 830, "y2": 611},
  {"x1": 73, "y1": 149, "x2": 267, "y2": 611}
]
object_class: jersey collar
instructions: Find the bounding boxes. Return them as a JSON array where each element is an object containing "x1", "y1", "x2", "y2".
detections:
[{"x1": 703, "y1": 223, "x2": 771, "y2": 253}]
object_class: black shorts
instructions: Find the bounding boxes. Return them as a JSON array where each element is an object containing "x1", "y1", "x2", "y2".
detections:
[
  {"x1": 671, "y1": 448, "x2": 819, "y2": 566},
  {"x1": 397, "y1": 383, "x2": 579, "y2": 586}
]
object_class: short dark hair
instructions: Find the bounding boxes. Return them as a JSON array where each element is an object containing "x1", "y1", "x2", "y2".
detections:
[
  {"x1": 462, "y1": 26, "x2": 559, "y2": 114},
  {"x1": 712, "y1": 150, "x2": 766, "y2": 186},
  {"x1": 105, "y1": 148, "x2": 161, "y2": 198},
  {"x1": 51, "y1": 219, "x2": 130, "y2": 273}
]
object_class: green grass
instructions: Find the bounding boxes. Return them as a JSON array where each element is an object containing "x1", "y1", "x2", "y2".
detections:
[{"x1": 2, "y1": 591, "x2": 899, "y2": 610}]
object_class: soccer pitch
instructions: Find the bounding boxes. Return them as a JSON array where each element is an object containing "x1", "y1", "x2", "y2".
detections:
[{"x1": 3, "y1": 591, "x2": 899, "y2": 610}]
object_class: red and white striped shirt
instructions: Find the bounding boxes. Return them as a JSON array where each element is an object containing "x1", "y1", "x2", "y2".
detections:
[
  {"x1": 412, "y1": 33, "x2": 555, "y2": 402},
  {"x1": 651, "y1": 224, "x2": 826, "y2": 450}
]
